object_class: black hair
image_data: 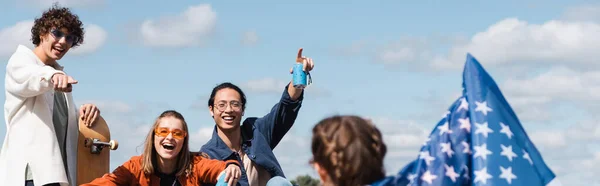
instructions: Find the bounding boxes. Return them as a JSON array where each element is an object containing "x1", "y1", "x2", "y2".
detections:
[{"x1": 208, "y1": 82, "x2": 247, "y2": 111}]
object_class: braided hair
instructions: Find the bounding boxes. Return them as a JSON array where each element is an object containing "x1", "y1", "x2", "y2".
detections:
[{"x1": 310, "y1": 115, "x2": 387, "y2": 186}]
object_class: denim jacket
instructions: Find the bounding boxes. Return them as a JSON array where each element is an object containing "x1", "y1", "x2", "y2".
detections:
[{"x1": 200, "y1": 84, "x2": 304, "y2": 186}]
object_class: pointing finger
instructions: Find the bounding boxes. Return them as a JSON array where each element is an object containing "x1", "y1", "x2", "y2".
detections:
[
  {"x1": 296, "y1": 48, "x2": 303, "y2": 62},
  {"x1": 67, "y1": 76, "x2": 78, "y2": 84}
]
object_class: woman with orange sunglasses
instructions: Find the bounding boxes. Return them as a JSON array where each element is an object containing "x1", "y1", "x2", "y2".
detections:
[{"x1": 82, "y1": 110, "x2": 242, "y2": 186}]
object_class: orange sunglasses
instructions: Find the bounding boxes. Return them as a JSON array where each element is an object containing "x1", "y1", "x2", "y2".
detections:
[{"x1": 154, "y1": 127, "x2": 187, "y2": 139}]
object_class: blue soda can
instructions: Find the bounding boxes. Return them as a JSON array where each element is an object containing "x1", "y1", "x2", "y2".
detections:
[
  {"x1": 292, "y1": 63, "x2": 307, "y2": 89},
  {"x1": 215, "y1": 173, "x2": 227, "y2": 186}
]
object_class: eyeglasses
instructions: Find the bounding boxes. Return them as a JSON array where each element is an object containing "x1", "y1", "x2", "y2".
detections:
[
  {"x1": 50, "y1": 28, "x2": 80, "y2": 46},
  {"x1": 213, "y1": 101, "x2": 243, "y2": 112},
  {"x1": 154, "y1": 127, "x2": 187, "y2": 139}
]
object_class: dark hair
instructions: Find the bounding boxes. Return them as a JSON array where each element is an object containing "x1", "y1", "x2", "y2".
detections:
[
  {"x1": 208, "y1": 82, "x2": 247, "y2": 111},
  {"x1": 31, "y1": 3, "x2": 84, "y2": 47},
  {"x1": 142, "y1": 110, "x2": 192, "y2": 177},
  {"x1": 310, "y1": 115, "x2": 387, "y2": 186}
]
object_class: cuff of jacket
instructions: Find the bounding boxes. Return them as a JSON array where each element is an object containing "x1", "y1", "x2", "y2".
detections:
[
  {"x1": 41, "y1": 66, "x2": 64, "y2": 85},
  {"x1": 280, "y1": 82, "x2": 304, "y2": 105},
  {"x1": 224, "y1": 159, "x2": 241, "y2": 168}
]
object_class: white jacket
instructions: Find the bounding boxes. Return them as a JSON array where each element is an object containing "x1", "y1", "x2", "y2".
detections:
[{"x1": 0, "y1": 45, "x2": 79, "y2": 186}]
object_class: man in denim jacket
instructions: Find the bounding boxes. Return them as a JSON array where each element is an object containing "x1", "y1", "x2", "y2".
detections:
[{"x1": 200, "y1": 49, "x2": 315, "y2": 186}]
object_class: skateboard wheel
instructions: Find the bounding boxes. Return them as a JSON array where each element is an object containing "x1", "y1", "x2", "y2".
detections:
[{"x1": 109, "y1": 140, "x2": 119, "y2": 150}]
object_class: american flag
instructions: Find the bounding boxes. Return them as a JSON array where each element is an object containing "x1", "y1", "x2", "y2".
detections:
[{"x1": 372, "y1": 54, "x2": 556, "y2": 186}]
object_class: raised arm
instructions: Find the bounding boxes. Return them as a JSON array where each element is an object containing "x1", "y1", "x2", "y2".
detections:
[
  {"x1": 253, "y1": 83, "x2": 304, "y2": 149},
  {"x1": 254, "y1": 48, "x2": 315, "y2": 149},
  {"x1": 5, "y1": 53, "x2": 64, "y2": 98}
]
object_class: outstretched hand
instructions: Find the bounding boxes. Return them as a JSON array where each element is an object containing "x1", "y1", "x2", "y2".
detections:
[
  {"x1": 52, "y1": 73, "x2": 78, "y2": 92},
  {"x1": 289, "y1": 48, "x2": 315, "y2": 74}
]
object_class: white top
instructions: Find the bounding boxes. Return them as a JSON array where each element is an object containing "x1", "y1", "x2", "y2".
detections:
[{"x1": 0, "y1": 45, "x2": 80, "y2": 186}]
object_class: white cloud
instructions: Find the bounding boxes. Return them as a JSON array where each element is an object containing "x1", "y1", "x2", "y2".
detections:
[
  {"x1": 70, "y1": 24, "x2": 107, "y2": 55},
  {"x1": 368, "y1": 117, "x2": 429, "y2": 173},
  {"x1": 502, "y1": 66, "x2": 600, "y2": 107},
  {"x1": 242, "y1": 78, "x2": 288, "y2": 94},
  {"x1": 431, "y1": 18, "x2": 600, "y2": 70},
  {"x1": 530, "y1": 130, "x2": 568, "y2": 148},
  {"x1": 273, "y1": 133, "x2": 316, "y2": 179},
  {"x1": 367, "y1": 17, "x2": 600, "y2": 71},
  {"x1": 379, "y1": 47, "x2": 419, "y2": 64},
  {"x1": 241, "y1": 31, "x2": 259, "y2": 46},
  {"x1": 331, "y1": 40, "x2": 370, "y2": 57},
  {"x1": 565, "y1": 121, "x2": 600, "y2": 142},
  {"x1": 0, "y1": 21, "x2": 107, "y2": 57},
  {"x1": 561, "y1": 4, "x2": 600, "y2": 23},
  {"x1": 522, "y1": 120, "x2": 600, "y2": 185},
  {"x1": 377, "y1": 38, "x2": 432, "y2": 66},
  {"x1": 140, "y1": 4, "x2": 217, "y2": 47},
  {"x1": 241, "y1": 78, "x2": 330, "y2": 97},
  {"x1": 188, "y1": 127, "x2": 214, "y2": 148},
  {"x1": 0, "y1": 20, "x2": 34, "y2": 57}
]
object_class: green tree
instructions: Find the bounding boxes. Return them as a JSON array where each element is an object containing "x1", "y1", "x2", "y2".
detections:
[{"x1": 290, "y1": 174, "x2": 320, "y2": 186}]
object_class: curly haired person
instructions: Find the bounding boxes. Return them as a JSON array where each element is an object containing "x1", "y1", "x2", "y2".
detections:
[
  {"x1": 0, "y1": 4, "x2": 102, "y2": 186},
  {"x1": 310, "y1": 115, "x2": 388, "y2": 186}
]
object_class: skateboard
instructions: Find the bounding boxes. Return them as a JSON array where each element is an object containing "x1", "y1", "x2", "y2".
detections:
[{"x1": 76, "y1": 115, "x2": 119, "y2": 185}]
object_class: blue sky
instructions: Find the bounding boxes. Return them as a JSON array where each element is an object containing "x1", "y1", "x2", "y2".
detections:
[{"x1": 1, "y1": 0, "x2": 599, "y2": 185}]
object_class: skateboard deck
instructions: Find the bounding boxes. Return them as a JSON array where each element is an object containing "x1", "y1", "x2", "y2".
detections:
[{"x1": 76, "y1": 115, "x2": 118, "y2": 185}]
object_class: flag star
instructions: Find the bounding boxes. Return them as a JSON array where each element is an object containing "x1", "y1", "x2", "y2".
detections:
[
  {"x1": 458, "y1": 117, "x2": 471, "y2": 133},
  {"x1": 440, "y1": 142, "x2": 454, "y2": 157},
  {"x1": 475, "y1": 101, "x2": 493, "y2": 115},
  {"x1": 423, "y1": 137, "x2": 431, "y2": 146},
  {"x1": 500, "y1": 144, "x2": 518, "y2": 162},
  {"x1": 474, "y1": 167, "x2": 493, "y2": 184},
  {"x1": 420, "y1": 170, "x2": 437, "y2": 184},
  {"x1": 499, "y1": 122, "x2": 513, "y2": 139},
  {"x1": 407, "y1": 173, "x2": 417, "y2": 184},
  {"x1": 444, "y1": 164, "x2": 460, "y2": 183},
  {"x1": 475, "y1": 122, "x2": 493, "y2": 138},
  {"x1": 457, "y1": 97, "x2": 469, "y2": 111},
  {"x1": 461, "y1": 141, "x2": 471, "y2": 154},
  {"x1": 474, "y1": 144, "x2": 492, "y2": 160},
  {"x1": 499, "y1": 166, "x2": 517, "y2": 184},
  {"x1": 419, "y1": 151, "x2": 436, "y2": 166},
  {"x1": 437, "y1": 122, "x2": 453, "y2": 136},
  {"x1": 523, "y1": 150, "x2": 533, "y2": 165},
  {"x1": 442, "y1": 110, "x2": 451, "y2": 118}
]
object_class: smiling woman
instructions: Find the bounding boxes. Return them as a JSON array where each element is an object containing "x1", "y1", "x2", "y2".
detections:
[{"x1": 81, "y1": 110, "x2": 243, "y2": 186}]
